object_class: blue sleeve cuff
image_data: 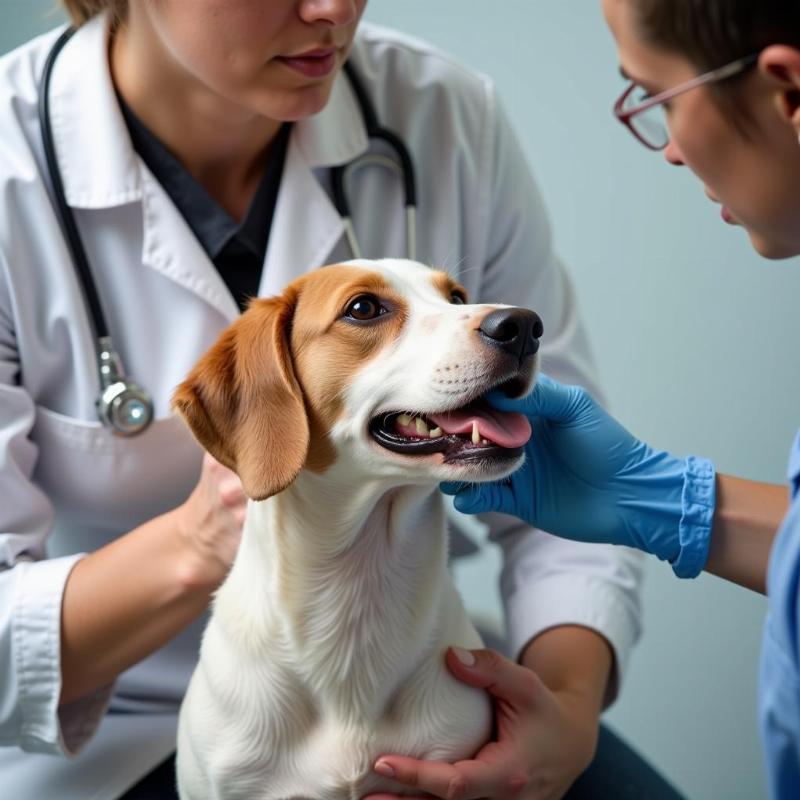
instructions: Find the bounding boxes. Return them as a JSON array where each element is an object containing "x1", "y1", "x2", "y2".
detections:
[{"x1": 671, "y1": 456, "x2": 716, "y2": 579}]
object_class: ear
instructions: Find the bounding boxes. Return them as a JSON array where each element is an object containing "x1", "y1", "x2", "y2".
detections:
[
  {"x1": 759, "y1": 45, "x2": 800, "y2": 135},
  {"x1": 172, "y1": 292, "x2": 310, "y2": 501}
]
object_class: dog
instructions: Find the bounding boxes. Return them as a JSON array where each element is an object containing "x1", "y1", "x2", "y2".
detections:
[{"x1": 172, "y1": 258, "x2": 541, "y2": 800}]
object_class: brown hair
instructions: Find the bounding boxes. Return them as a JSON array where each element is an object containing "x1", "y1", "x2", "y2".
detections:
[
  {"x1": 631, "y1": 1, "x2": 800, "y2": 68},
  {"x1": 60, "y1": 0, "x2": 128, "y2": 27},
  {"x1": 630, "y1": 0, "x2": 800, "y2": 123}
]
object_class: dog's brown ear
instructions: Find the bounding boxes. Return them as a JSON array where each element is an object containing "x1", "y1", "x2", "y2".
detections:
[{"x1": 172, "y1": 293, "x2": 309, "y2": 501}]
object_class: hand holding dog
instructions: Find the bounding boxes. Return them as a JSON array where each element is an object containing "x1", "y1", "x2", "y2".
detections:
[
  {"x1": 367, "y1": 647, "x2": 598, "y2": 800},
  {"x1": 441, "y1": 373, "x2": 716, "y2": 578},
  {"x1": 174, "y1": 452, "x2": 247, "y2": 589}
]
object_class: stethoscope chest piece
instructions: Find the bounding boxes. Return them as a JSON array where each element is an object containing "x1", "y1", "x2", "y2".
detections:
[
  {"x1": 96, "y1": 382, "x2": 154, "y2": 436},
  {"x1": 95, "y1": 339, "x2": 154, "y2": 436}
]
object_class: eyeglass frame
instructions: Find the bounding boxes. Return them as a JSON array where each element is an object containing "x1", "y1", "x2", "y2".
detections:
[{"x1": 613, "y1": 53, "x2": 759, "y2": 150}]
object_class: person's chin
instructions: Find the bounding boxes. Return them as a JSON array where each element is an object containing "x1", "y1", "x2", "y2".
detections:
[
  {"x1": 256, "y1": 84, "x2": 331, "y2": 122},
  {"x1": 747, "y1": 228, "x2": 800, "y2": 260},
  {"x1": 272, "y1": 82, "x2": 336, "y2": 122}
]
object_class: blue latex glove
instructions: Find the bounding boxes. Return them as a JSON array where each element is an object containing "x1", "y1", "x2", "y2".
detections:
[{"x1": 441, "y1": 374, "x2": 717, "y2": 578}]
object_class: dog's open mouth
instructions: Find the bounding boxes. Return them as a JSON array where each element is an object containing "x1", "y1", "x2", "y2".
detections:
[{"x1": 369, "y1": 399, "x2": 531, "y2": 462}]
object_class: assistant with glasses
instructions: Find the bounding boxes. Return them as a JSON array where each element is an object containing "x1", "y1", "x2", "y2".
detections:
[{"x1": 367, "y1": 1, "x2": 800, "y2": 799}]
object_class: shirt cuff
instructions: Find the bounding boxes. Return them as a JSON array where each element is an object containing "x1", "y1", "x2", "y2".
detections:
[
  {"x1": 12, "y1": 555, "x2": 112, "y2": 755},
  {"x1": 504, "y1": 571, "x2": 641, "y2": 706}
]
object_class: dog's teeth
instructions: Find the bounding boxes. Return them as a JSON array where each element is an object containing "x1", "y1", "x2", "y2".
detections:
[
  {"x1": 481, "y1": 438, "x2": 489, "y2": 445},
  {"x1": 397, "y1": 413, "x2": 412, "y2": 427},
  {"x1": 415, "y1": 417, "x2": 430, "y2": 435},
  {"x1": 472, "y1": 421, "x2": 480, "y2": 444},
  {"x1": 429, "y1": 427, "x2": 443, "y2": 438}
]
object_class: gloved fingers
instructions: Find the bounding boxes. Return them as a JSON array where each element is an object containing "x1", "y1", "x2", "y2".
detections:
[
  {"x1": 441, "y1": 481, "x2": 512, "y2": 516},
  {"x1": 485, "y1": 372, "x2": 585, "y2": 422},
  {"x1": 451, "y1": 481, "x2": 513, "y2": 517},
  {"x1": 439, "y1": 480, "x2": 463, "y2": 496}
]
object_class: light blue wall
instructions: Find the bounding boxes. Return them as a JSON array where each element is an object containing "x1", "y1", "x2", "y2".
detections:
[
  {"x1": 0, "y1": 0, "x2": 63, "y2": 52},
  {"x1": 4, "y1": 2, "x2": 799, "y2": 798}
]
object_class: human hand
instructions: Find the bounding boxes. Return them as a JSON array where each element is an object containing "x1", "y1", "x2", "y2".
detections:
[
  {"x1": 441, "y1": 373, "x2": 716, "y2": 578},
  {"x1": 174, "y1": 452, "x2": 247, "y2": 589},
  {"x1": 366, "y1": 647, "x2": 598, "y2": 800}
]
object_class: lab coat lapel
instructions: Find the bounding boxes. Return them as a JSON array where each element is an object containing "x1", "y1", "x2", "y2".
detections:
[
  {"x1": 47, "y1": 16, "x2": 140, "y2": 208},
  {"x1": 260, "y1": 69, "x2": 368, "y2": 297},
  {"x1": 48, "y1": 13, "x2": 239, "y2": 324},
  {"x1": 139, "y1": 169, "x2": 240, "y2": 324},
  {"x1": 259, "y1": 144, "x2": 344, "y2": 297},
  {"x1": 52, "y1": 14, "x2": 367, "y2": 315}
]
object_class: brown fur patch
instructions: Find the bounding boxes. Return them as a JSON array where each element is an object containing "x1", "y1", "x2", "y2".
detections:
[
  {"x1": 430, "y1": 271, "x2": 468, "y2": 305},
  {"x1": 172, "y1": 291, "x2": 310, "y2": 501},
  {"x1": 172, "y1": 264, "x2": 409, "y2": 494},
  {"x1": 290, "y1": 265, "x2": 408, "y2": 473}
]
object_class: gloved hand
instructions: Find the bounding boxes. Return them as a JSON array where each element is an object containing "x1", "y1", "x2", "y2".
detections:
[{"x1": 442, "y1": 374, "x2": 716, "y2": 578}]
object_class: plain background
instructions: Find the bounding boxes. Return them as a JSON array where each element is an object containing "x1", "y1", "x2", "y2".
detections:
[{"x1": 3, "y1": 2, "x2": 800, "y2": 798}]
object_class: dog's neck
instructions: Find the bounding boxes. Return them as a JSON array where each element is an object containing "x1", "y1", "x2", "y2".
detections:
[{"x1": 213, "y1": 469, "x2": 452, "y2": 722}]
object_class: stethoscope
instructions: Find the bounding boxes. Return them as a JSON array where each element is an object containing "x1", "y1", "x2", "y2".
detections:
[{"x1": 39, "y1": 28, "x2": 418, "y2": 437}]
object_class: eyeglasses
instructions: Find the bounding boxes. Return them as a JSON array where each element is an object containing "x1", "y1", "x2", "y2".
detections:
[{"x1": 613, "y1": 54, "x2": 758, "y2": 150}]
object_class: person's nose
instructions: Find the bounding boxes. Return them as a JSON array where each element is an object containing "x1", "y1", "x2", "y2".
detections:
[
  {"x1": 298, "y1": 0, "x2": 360, "y2": 27},
  {"x1": 663, "y1": 137, "x2": 685, "y2": 166},
  {"x1": 478, "y1": 308, "x2": 543, "y2": 360}
]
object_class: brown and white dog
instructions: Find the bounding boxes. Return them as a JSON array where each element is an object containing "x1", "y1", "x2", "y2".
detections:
[{"x1": 172, "y1": 258, "x2": 541, "y2": 800}]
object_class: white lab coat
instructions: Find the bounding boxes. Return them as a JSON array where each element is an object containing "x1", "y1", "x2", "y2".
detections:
[{"x1": 0, "y1": 14, "x2": 643, "y2": 799}]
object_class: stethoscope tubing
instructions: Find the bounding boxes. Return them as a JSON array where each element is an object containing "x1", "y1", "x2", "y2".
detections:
[
  {"x1": 39, "y1": 27, "x2": 110, "y2": 344},
  {"x1": 331, "y1": 61, "x2": 417, "y2": 260},
  {"x1": 40, "y1": 27, "x2": 155, "y2": 436}
]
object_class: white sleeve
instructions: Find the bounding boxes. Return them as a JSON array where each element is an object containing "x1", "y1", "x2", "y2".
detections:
[
  {"x1": 475, "y1": 89, "x2": 644, "y2": 700},
  {"x1": 0, "y1": 253, "x2": 112, "y2": 755}
]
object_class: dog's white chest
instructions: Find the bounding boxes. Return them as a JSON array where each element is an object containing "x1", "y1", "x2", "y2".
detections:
[
  {"x1": 176, "y1": 551, "x2": 492, "y2": 800},
  {"x1": 177, "y1": 621, "x2": 491, "y2": 800}
]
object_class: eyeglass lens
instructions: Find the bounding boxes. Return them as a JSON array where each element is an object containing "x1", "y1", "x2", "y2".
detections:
[{"x1": 622, "y1": 85, "x2": 670, "y2": 149}]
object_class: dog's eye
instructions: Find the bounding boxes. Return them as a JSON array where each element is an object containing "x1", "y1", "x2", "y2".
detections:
[
  {"x1": 345, "y1": 294, "x2": 385, "y2": 321},
  {"x1": 450, "y1": 290, "x2": 467, "y2": 305}
]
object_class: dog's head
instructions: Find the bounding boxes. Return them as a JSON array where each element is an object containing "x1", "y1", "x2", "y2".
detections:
[{"x1": 173, "y1": 259, "x2": 541, "y2": 500}]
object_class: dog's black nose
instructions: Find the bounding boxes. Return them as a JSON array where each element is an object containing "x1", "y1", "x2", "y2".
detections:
[{"x1": 479, "y1": 308, "x2": 543, "y2": 359}]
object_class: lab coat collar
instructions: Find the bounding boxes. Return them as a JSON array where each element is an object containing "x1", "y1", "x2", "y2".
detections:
[
  {"x1": 48, "y1": 15, "x2": 142, "y2": 209},
  {"x1": 47, "y1": 15, "x2": 238, "y2": 322},
  {"x1": 48, "y1": 12, "x2": 370, "y2": 302},
  {"x1": 50, "y1": 14, "x2": 369, "y2": 207}
]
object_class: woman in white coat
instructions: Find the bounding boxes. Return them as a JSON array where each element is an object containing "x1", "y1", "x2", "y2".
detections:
[{"x1": 0, "y1": 2, "x2": 645, "y2": 798}]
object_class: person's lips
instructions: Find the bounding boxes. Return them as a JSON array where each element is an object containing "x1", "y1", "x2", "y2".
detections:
[
  {"x1": 705, "y1": 188, "x2": 738, "y2": 225},
  {"x1": 277, "y1": 47, "x2": 337, "y2": 78}
]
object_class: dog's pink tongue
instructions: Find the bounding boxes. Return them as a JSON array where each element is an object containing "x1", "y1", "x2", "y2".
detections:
[{"x1": 428, "y1": 406, "x2": 531, "y2": 448}]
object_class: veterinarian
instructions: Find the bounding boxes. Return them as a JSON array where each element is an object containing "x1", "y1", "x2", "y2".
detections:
[
  {"x1": 428, "y1": 2, "x2": 800, "y2": 799},
  {"x1": 0, "y1": 2, "x2": 651, "y2": 799}
]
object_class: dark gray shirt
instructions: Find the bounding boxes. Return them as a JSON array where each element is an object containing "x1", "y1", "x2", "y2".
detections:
[{"x1": 119, "y1": 98, "x2": 291, "y2": 311}]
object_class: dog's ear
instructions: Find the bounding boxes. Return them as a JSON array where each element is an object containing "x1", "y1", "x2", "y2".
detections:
[{"x1": 172, "y1": 292, "x2": 309, "y2": 501}]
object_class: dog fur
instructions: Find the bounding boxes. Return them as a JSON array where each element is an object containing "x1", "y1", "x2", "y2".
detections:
[{"x1": 172, "y1": 259, "x2": 538, "y2": 800}]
